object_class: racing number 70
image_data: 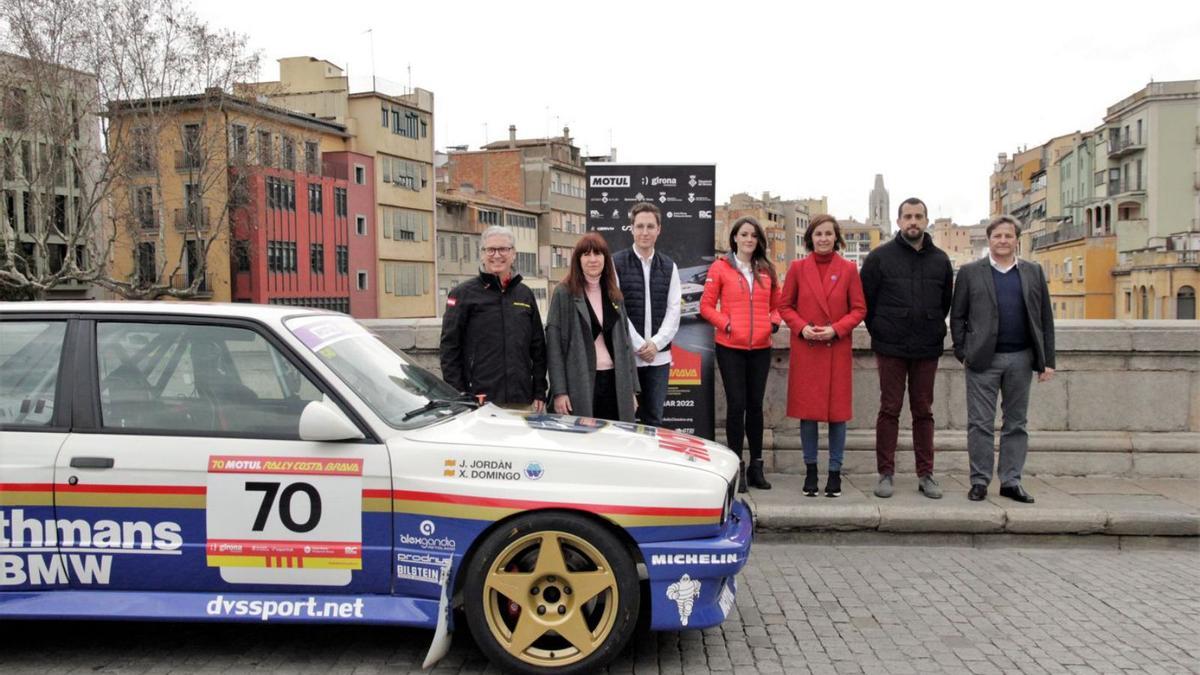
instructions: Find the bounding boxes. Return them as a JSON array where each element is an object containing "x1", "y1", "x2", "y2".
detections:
[{"x1": 245, "y1": 481, "x2": 322, "y2": 533}]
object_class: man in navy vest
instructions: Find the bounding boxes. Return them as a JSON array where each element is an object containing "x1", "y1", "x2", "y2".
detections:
[
  {"x1": 613, "y1": 202, "x2": 681, "y2": 427},
  {"x1": 950, "y1": 215, "x2": 1056, "y2": 504}
]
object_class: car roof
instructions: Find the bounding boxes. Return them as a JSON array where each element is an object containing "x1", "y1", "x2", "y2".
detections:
[{"x1": 0, "y1": 301, "x2": 336, "y2": 322}]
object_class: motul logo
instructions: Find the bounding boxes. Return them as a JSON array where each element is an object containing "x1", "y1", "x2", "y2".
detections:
[{"x1": 589, "y1": 175, "x2": 630, "y2": 188}]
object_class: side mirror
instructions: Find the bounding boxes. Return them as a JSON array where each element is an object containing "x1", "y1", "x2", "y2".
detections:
[{"x1": 299, "y1": 398, "x2": 365, "y2": 441}]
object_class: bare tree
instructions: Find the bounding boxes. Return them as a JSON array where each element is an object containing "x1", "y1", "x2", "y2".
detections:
[{"x1": 0, "y1": 0, "x2": 261, "y2": 299}]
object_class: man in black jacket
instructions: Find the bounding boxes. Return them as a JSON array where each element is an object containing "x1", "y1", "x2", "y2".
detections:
[
  {"x1": 439, "y1": 225, "x2": 547, "y2": 411},
  {"x1": 951, "y1": 215, "x2": 1055, "y2": 504},
  {"x1": 860, "y1": 197, "x2": 954, "y2": 500}
]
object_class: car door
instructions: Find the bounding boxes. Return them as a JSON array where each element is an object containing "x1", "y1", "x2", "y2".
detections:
[
  {"x1": 0, "y1": 316, "x2": 74, "y2": 591},
  {"x1": 55, "y1": 315, "x2": 391, "y2": 594}
]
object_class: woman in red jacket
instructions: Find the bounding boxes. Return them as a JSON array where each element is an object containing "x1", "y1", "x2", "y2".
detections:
[
  {"x1": 778, "y1": 214, "x2": 867, "y2": 498},
  {"x1": 701, "y1": 216, "x2": 781, "y2": 492}
]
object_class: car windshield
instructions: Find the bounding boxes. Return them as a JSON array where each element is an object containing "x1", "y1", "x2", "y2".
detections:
[{"x1": 286, "y1": 315, "x2": 465, "y2": 428}]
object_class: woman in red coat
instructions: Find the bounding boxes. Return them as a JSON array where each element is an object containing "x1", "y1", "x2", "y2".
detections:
[
  {"x1": 778, "y1": 214, "x2": 866, "y2": 498},
  {"x1": 700, "y1": 216, "x2": 781, "y2": 492}
]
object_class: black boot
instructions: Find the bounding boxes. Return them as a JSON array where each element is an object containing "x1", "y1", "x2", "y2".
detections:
[
  {"x1": 825, "y1": 471, "x2": 842, "y2": 498},
  {"x1": 802, "y1": 463, "x2": 819, "y2": 497},
  {"x1": 747, "y1": 460, "x2": 772, "y2": 490},
  {"x1": 737, "y1": 461, "x2": 748, "y2": 494}
]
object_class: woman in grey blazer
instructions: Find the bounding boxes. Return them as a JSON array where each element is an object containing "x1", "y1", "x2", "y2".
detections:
[{"x1": 546, "y1": 233, "x2": 640, "y2": 421}]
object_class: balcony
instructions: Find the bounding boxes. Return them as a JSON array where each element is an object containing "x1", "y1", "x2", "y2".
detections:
[
  {"x1": 1108, "y1": 136, "x2": 1144, "y2": 158},
  {"x1": 170, "y1": 272, "x2": 211, "y2": 297},
  {"x1": 1031, "y1": 223, "x2": 1086, "y2": 250},
  {"x1": 174, "y1": 150, "x2": 204, "y2": 171},
  {"x1": 173, "y1": 206, "x2": 209, "y2": 232}
]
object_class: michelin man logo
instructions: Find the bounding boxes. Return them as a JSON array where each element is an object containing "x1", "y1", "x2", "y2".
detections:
[{"x1": 666, "y1": 573, "x2": 701, "y2": 626}]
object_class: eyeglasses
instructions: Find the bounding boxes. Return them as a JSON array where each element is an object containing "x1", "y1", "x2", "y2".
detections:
[{"x1": 482, "y1": 246, "x2": 513, "y2": 256}]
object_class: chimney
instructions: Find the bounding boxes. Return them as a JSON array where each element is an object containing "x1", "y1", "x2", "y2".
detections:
[
  {"x1": 562, "y1": 126, "x2": 571, "y2": 141},
  {"x1": 508, "y1": 125, "x2": 517, "y2": 148}
]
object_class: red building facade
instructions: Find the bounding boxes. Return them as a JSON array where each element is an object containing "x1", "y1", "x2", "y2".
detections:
[{"x1": 231, "y1": 151, "x2": 376, "y2": 318}]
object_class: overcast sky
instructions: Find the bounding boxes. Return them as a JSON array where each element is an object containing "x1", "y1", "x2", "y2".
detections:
[{"x1": 195, "y1": 0, "x2": 1199, "y2": 225}]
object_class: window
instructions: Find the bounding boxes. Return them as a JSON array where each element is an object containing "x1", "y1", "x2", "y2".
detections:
[
  {"x1": 386, "y1": 262, "x2": 429, "y2": 296},
  {"x1": 1077, "y1": 257, "x2": 1084, "y2": 280},
  {"x1": 182, "y1": 124, "x2": 201, "y2": 168},
  {"x1": 335, "y1": 245, "x2": 349, "y2": 275},
  {"x1": 478, "y1": 208, "x2": 499, "y2": 226},
  {"x1": 1136, "y1": 119, "x2": 1143, "y2": 145},
  {"x1": 234, "y1": 240, "x2": 250, "y2": 272},
  {"x1": 4, "y1": 87, "x2": 28, "y2": 129},
  {"x1": 308, "y1": 183, "x2": 323, "y2": 213},
  {"x1": 517, "y1": 252, "x2": 537, "y2": 276},
  {"x1": 230, "y1": 125, "x2": 248, "y2": 162},
  {"x1": 334, "y1": 187, "x2": 347, "y2": 217},
  {"x1": 95, "y1": 322, "x2": 323, "y2": 436},
  {"x1": 267, "y1": 241, "x2": 298, "y2": 272},
  {"x1": 257, "y1": 130, "x2": 273, "y2": 166},
  {"x1": 506, "y1": 212, "x2": 536, "y2": 229},
  {"x1": 0, "y1": 321, "x2": 67, "y2": 427},
  {"x1": 310, "y1": 243, "x2": 325, "y2": 274},
  {"x1": 450, "y1": 236, "x2": 458, "y2": 261},
  {"x1": 1136, "y1": 159, "x2": 1143, "y2": 191},
  {"x1": 381, "y1": 106, "x2": 389, "y2": 127},
  {"x1": 266, "y1": 177, "x2": 296, "y2": 211},
  {"x1": 357, "y1": 270, "x2": 368, "y2": 290},
  {"x1": 438, "y1": 235, "x2": 445, "y2": 259},
  {"x1": 380, "y1": 154, "x2": 425, "y2": 191},
  {"x1": 304, "y1": 141, "x2": 319, "y2": 174},
  {"x1": 355, "y1": 214, "x2": 366, "y2": 235},
  {"x1": 281, "y1": 136, "x2": 295, "y2": 171},
  {"x1": 1178, "y1": 286, "x2": 1196, "y2": 321},
  {"x1": 354, "y1": 165, "x2": 366, "y2": 184},
  {"x1": 130, "y1": 127, "x2": 154, "y2": 172},
  {"x1": 135, "y1": 186, "x2": 154, "y2": 228},
  {"x1": 1125, "y1": 291, "x2": 1132, "y2": 313},
  {"x1": 381, "y1": 206, "x2": 430, "y2": 241},
  {"x1": 136, "y1": 241, "x2": 156, "y2": 286}
]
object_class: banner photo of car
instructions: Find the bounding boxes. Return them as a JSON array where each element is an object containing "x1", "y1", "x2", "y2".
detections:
[{"x1": 585, "y1": 163, "x2": 716, "y2": 441}]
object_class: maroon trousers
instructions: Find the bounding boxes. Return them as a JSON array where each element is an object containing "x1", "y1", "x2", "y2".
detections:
[{"x1": 875, "y1": 354, "x2": 939, "y2": 477}]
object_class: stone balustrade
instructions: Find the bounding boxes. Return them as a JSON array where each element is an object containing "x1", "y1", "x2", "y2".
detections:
[{"x1": 363, "y1": 319, "x2": 1200, "y2": 478}]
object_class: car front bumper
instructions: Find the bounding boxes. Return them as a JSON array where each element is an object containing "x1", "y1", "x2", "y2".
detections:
[{"x1": 639, "y1": 498, "x2": 752, "y2": 630}]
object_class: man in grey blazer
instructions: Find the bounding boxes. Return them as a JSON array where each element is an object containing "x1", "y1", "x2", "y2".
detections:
[{"x1": 950, "y1": 215, "x2": 1056, "y2": 503}]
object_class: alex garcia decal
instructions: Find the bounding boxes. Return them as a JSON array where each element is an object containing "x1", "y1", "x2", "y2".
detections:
[
  {"x1": 206, "y1": 455, "x2": 363, "y2": 587},
  {"x1": 0, "y1": 508, "x2": 182, "y2": 587}
]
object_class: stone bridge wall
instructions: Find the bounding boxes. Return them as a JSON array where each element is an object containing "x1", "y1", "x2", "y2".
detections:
[{"x1": 363, "y1": 319, "x2": 1200, "y2": 478}]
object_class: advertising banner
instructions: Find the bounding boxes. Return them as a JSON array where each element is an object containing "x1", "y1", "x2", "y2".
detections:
[{"x1": 586, "y1": 164, "x2": 716, "y2": 441}]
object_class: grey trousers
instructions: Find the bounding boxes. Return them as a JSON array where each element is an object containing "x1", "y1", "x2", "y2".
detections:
[{"x1": 966, "y1": 349, "x2": 1033, "y2": 488}]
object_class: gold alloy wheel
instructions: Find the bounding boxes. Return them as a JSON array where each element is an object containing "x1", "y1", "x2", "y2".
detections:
[{"x1": 481, "y1": 530, "x2": 620, "y2": 667}]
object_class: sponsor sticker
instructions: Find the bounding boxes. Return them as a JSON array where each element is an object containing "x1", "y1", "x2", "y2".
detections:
[
  {"x1": 666, "y1": 574, "x2": 700, "y2": 626},
  {"x1": 524, "y1": 462, "x2": 544, "y2": 480},
  {"x1": 589, "y1": 175, "x2": 630, "y2": 188},
  {"x1": 719, "y1": 579, "x2": 736, "y2": 618},
  {"x1": 650, "y1": 552, "x2": 739, "y2": 566},
  {"x1": 443, "y1": 458, "x2": 524, "y2": 481}
]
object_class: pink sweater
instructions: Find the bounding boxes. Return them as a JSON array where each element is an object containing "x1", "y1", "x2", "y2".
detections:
[{"x1": 585, "y1": 277, "x2": 614, "y2": 371}]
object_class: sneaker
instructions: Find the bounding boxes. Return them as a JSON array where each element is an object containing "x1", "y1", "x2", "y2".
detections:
[
  {"x1": 802, "y1": 463, "x2": 819, "y2": 497},
  {"x1": 824, "y1": 471, "x2": 842, "y2": 498},
  {"x1": 873, "y1": 474, "x2": 893, "y2": 498},
  {"x1": 918, "y1": 475, "x2": 943, "y2": 499}
]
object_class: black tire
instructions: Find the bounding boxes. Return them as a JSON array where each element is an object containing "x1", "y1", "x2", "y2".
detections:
[{"x1": 462, "y1": 511, "x2": 640, "y2": 674}]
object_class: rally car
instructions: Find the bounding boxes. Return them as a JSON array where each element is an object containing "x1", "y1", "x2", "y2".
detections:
[{"x1": 0, "y1": 302, "x2": 752, "y2": 674}]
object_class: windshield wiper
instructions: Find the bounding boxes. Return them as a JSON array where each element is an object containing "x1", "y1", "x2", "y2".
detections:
[{"x1": 401, "y1": 397, "x2": 479, "y2": 422}]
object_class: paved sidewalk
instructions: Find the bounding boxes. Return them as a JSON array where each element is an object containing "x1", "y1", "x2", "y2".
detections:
[{"x1": 747, "y1": 474, "x2": 1200, "y2": 539}]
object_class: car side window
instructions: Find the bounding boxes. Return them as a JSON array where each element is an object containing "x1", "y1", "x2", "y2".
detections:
[
  {"x1": 97, "y1": 322, "x2": 324, "y2": 438},
  {"x1": 0, "y1": 320, "x2": 67, "y2": 427}
]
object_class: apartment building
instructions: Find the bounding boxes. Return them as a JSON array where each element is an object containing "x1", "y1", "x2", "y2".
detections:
[{"x1": 241, "y1": 57, "x2": 436, "y2": 318}]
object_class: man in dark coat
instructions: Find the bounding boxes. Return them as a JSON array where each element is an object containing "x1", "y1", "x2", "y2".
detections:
[
  {"x1": 951, "y1": 215, "x2": 1055, "y2": 504},
  {"x1": 439, "y1": 225, "x2": 547, "y2": 410},
  {"x1": 860, "y1": 197, "x2": 954, "y2": 500}
]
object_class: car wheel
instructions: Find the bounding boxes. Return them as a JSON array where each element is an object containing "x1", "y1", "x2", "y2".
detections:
[{"x1": 463, "y1": 511, "x2": 639, "y2": 674}]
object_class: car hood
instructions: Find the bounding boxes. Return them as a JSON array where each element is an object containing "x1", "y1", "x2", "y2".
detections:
[{"x1": 403, "y1": 405, "x2": 738, "y2": 481}]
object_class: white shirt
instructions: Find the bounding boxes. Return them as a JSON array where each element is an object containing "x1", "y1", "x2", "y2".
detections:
[
  {"x1": 734, "y1": 255, "x2": 755, "y2": 287},
  {"x1": 620, "y1": 247, "x2": 681, "y2": 368},
  {"x1": 989, "y1": 254, "x2": 1018, "y2": 274}
]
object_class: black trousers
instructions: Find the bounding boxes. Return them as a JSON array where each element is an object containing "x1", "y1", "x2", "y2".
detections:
[
  {"x1": 715, "y1": 344, "x2": 772, "y2": 462},
  {"x1": 592, "y1": 368, "x2": 619, "y2": 421}
]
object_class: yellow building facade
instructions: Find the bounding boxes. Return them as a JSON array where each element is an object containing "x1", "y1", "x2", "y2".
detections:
[{"x1": 1027, "y1": 229, "x2": 1118, "y2": 319}]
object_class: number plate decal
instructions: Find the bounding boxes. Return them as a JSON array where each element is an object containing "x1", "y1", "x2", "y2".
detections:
[{"x1": 206, "y1": 455, "x2": 363, "y2": 586}]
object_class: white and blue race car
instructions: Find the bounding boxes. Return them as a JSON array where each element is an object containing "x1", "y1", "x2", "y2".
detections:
[{"x1": 0, "y1": 302, "x2": 752, "y2": 674}]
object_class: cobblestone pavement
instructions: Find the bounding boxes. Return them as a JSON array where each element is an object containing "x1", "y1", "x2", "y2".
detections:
[{"x1": 2, "y1": 543, "x2": 1197, "y2": 674}]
